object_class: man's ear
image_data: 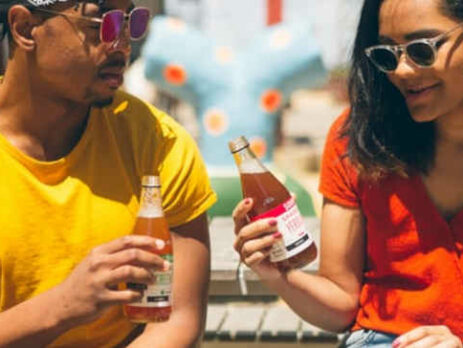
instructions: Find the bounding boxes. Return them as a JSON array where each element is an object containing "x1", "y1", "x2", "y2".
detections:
[{"x1": 8, "y1": 5, "x2": 38, "y2": 51}]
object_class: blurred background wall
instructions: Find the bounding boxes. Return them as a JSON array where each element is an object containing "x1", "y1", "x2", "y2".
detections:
[{"x1": 162, "y1": 0, "x2": 363, "y2": 70}]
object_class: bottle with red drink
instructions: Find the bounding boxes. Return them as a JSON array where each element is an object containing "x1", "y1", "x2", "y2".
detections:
[
  {"x1": 229, "y1": 136, "x2": 317, "y2": 271},
  {"x1": 124, "y1": 175, "x2": 173, "y2": 323}
]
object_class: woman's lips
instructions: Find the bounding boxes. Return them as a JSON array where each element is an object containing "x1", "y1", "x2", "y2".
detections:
[{"x1": 405, "y1": 83, "x2": 440, "y2": 104}]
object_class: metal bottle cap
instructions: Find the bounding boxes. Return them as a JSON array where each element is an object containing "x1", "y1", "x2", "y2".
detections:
[
  {"x1": 228, "y1": 136, "x2": 250, "y2": 154},
  {"x1": 142, "y1": 175, "x2": 160, "y2": 187}
]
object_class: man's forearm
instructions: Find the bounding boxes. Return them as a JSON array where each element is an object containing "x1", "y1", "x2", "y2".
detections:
[
  {"x1": 264, "y1": 270, "x2": 359, "y2": 332},
  {"x1": 0, "y1": 285, "x2": 74, "y2": 348}
]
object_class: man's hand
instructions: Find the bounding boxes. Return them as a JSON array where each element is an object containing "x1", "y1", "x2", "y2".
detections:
[
  {"x1": 393, "y1": 326, "x2": 462, "y2": 348},
  {"x1": 55, "y1": 235, "x2": 168, "y2": 326}
]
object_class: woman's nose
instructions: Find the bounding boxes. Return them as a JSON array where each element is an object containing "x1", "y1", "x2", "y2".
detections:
[{"x1": 392, "y1": 53, "x2": 417, "y2": 77}]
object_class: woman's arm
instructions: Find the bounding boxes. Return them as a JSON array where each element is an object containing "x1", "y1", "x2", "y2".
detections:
[{"x1": 233, "y1": 198, "x2": 365, "y2": 332}]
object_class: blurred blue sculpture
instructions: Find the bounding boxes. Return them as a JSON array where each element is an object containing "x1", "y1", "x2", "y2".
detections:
[{"x1": 142, "y1": 16, "x2": 327, "y2": 167}]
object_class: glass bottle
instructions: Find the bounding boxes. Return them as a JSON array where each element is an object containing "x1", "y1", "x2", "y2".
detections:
[
  {"x1": 123, "y1": 175, "x2": 173, "y2": 323},
  {"x1": 229, "y1": 136, "x2": 317, "y2": 271}
]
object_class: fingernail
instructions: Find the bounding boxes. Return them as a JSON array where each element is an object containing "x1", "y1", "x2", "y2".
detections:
[
  {"x1": 155, "y1": 239, "x2": 165, "y2": 250},
  {"x1": 163, "y1": 261, "x2": 171, "y2": 271},
  {"x1": 244, "y1": 198, "x2": 252, "y2": 205},
  {"x1": 269, "y1": 219, "x2": 278, "y2": 227},
  {"x1": 392, "y1": 339, "x2": 401, "y2": 348},
  {"x1": 272, "y1": 231, "x2": 282, "y2": 239}
]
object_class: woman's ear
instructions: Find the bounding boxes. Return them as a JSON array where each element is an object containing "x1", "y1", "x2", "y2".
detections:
[{"x1": 8, "y1": 5, "x2": 38, "y2": 51}]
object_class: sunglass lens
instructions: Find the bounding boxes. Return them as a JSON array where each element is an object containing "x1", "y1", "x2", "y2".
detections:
[
  {"x1": 406, "y1": 42, "x2": 435, "y2": 67},
  {"x1": 102, "y1": 11, "x2": 124, "y2": 43},
  {"x1": 369, "y1": 48, "x2": 398, "y2": 72},
  {"x1": 130, "y1": 8, "x2": 150, "y2": 40}
]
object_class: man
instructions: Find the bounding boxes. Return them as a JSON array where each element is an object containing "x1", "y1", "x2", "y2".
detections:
[{"x1": 0, "y1": 0, "x2": 216, "y2": 347}]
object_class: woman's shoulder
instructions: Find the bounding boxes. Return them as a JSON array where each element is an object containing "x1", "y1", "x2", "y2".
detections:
[
  {"x1": 325, "y1": 108, "x2": 351, "y2": 154},
  {"x1": 319, "y1": 107, "x2": 360, "y2": 208}
]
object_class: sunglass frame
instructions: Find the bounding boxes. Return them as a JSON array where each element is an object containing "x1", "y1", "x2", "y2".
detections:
[
  {"x1": 365, "y1": 22, "x2": 463, "y2": 73},
  {"x1": 33, "y1": 6, "x2": 151, "y2": 44}
]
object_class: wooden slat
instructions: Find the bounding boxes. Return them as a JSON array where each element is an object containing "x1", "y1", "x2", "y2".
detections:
[
  {"x1": 260, "y1": 306, "x2": 300, "y2": 342},
  {"x1": 217, "y1": 306, "x2": 266, "y2": 341},
  {"x1": 205, "y1": 305, "x2": 228, "y2": 340}
]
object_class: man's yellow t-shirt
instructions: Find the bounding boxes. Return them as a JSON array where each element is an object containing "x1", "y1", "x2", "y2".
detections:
[{"x1": 0, "y1": 91, "x2": 217, "y2": 347}]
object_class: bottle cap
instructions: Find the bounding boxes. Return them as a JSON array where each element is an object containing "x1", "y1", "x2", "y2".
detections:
[
  {"x1": 142, "y1": 175, "x2": 160, "y2": 187},
  {"x1": 228, "y1": 136, "x2": 250, "y2": 154}
]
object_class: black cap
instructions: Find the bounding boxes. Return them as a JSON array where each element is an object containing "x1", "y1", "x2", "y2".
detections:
[
  {"x1": 0, "y1": 0, "x2": 105, "y2": 39},
  {"x1": 0, "y1": 0, "x2": 107, "y2": 12},
  {"x1": 1, "y1": 0, "x2": 71, "y2": 10}
]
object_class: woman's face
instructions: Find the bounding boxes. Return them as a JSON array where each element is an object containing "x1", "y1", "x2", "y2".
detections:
[{"x1": 379, "y1": 0, "x2": 463, "y2": 123}]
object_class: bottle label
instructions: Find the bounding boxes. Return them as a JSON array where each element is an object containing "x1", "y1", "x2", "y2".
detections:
[
  {"x1": 138, "y1": 188, "x2": 164, "y2": 218},
  {"x1": 251, "y1": 197, "x2": 313, "y2": 262},
  {"x1": 127, "y1": 254, "x2": 173, "y2": 307}
]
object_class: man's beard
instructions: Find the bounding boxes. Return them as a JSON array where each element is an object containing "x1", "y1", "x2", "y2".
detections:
[{"x1": 91, "y1": 97, "x2": 114, "y2": 108}]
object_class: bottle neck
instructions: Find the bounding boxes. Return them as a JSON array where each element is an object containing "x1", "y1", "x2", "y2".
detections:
[
  {"x1": 138, "y1": 185, "x2": 164, "y2": 218},
  {"x1": 232, "y1": 146, "x2": 268, "y2": 174}
]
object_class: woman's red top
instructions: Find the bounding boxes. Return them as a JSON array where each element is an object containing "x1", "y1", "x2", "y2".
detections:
[{"x1": 319, "y1": 110, "x2": 463, "y2": 337}]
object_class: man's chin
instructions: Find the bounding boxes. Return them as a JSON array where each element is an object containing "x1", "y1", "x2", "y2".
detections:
[{"x1": 91, "y1": 97, "x2": 115, "y2": 108}]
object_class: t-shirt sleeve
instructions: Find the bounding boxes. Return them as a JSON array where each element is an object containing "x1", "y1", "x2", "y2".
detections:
[
  {"x1": 155, "y1": 116, "x2": 217, "y2": 227},
  {"x1": 318, "y1": 109, "x2": 360, "y2": 208}
]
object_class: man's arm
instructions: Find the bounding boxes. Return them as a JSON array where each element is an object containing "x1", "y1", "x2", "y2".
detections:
[
  {"x1": 0, "y1": 286, "x2": 75, "y2": 347},
  {"x1": 128, "y1": 213, "x2": 210, "y2": 348},
  {"x1": 0, "y1": 236, "x2": 165, "y2": 348}
]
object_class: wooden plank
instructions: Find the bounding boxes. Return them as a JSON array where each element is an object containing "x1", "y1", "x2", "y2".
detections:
[
  {"x1": 205, "y1": 305, "x2": 228, "y2": 340},
  {"x1": 259, "y1": 306, "x2": 301, "y2": 342},
  {"x1": 217, "y1": 306, "x2": 266, "y2": 341}
]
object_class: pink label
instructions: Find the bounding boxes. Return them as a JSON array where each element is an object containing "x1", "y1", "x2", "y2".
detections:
[
  {"x1": 250, "y1": 197, "x2": 313, "y2": 262},
  {"x1": 250, "y1": 197, "x2": 296, "y2": 221}
]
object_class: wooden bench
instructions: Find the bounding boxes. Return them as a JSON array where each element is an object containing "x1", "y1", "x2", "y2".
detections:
[{"x1": 204, "y1": 304, "x2": 341, "y2": 346}]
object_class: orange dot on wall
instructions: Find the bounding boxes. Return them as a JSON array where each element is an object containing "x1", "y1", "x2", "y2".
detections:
[
  {"x1": 204, "y1": 109, "x2": 229, "y2": 136},
  {"x1": 250, "y1": 137, "x2": 268, "y2": 159},
  {"x1": 260, "y1": 89, "x2": 282, "y2": 113},
  {"x1": 166, "y1": 17, "x2": 186, "y2": 32},
  {"x1": 163, "y1": 64, "x2": 187, "y2": 86}
]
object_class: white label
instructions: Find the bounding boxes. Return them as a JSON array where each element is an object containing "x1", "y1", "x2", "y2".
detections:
[{"x1": 127, "y1": 255, "x2": 172, "y2": 308}]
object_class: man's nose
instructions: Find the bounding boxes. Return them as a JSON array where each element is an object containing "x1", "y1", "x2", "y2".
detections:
[{"x1": 107, "y1": 25, "x2": 131, "y2": 54}]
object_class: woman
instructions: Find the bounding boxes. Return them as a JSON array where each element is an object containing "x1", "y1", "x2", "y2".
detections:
[{"x1": 233, "y1": 0, "x2": 463, "y2": 346}]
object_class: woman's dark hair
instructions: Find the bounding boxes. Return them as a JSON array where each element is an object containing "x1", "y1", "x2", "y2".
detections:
[{"x1": 345, "y1": 0, "x2": 463, "y2": 178}]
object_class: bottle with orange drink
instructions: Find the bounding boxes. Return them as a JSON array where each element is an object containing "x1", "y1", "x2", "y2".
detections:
[{"x1": 124, "y1": 175, "x2": 173, "y2": 323}]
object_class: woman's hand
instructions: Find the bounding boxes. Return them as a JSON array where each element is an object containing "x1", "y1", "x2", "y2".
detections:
[
  {"x1": 232, "y1": 198, "x2": 283, "y2": 280},
  {"x1": 393, "y1": 326, "x2": 462, "y2": 348}
]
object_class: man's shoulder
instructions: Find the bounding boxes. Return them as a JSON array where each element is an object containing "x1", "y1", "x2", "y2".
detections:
[{"x1": 108, "y1": 90, "x2": 186, "y2": 139}]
